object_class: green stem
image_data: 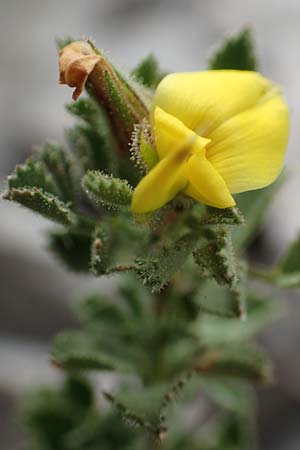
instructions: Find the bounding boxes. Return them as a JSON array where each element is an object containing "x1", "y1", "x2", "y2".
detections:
[{"x1": 107, "y1": 264, "x2": 136, "y2": 274}]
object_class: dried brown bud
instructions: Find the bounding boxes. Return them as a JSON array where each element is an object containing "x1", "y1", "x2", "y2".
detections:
[
  {"x1": 59, "y1": 40, "x2": 149, "y2": 156},
  {"x1": 59, "y1": 41, "x2": 101, "y2": 100}
]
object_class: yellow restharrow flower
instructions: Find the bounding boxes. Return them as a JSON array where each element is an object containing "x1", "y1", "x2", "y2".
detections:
[{"x1": 131, "y1": 70, "x2": 289, "y2": 213}]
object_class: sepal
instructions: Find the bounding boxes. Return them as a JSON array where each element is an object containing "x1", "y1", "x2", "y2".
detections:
[{"x1": 130, "y1": 121, "x2": 158, "y2": 173}]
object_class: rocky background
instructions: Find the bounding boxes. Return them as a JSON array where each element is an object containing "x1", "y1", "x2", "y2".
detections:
[{"x1": 1, "y1": 1, "x2": 300, "y2": 449}]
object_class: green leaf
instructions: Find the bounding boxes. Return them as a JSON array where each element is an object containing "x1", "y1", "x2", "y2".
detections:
[
  {"x1": 199, "y1": 377, "x2": 253, "y2": 415},
  {"x1": 199, "y1": 207, "x2": 245, "y2": 226},
  {"x1": 67, "y1": 124, "x2": 113, "y2": 173},
  {"x1": 136, "y1": 232, "x2": 199, "y2": 293},
  {"x1": 66, "y1": 97, "x2": 104, "y2": 127},
  {"x1": 233, "y1": 172, "x2": 285, "y2": 249},
  {"x1": 52, "y1": 332, "x2": 132, "y2": 372},
  {"x1": 193, "y1": 227, "x2": 248, "y2": 318},
  {"x1": 280, "y1": 235, "x2": 300, "y2": 273},
  {"x1": 197, "y1": 413, "x2": 254, "y2": 450},
  {"x1": 194, "y1": 344, "x2": 272, "y2": 382},
  {"x1": 230, "y1": 260, "x2": 248, "y2": 320},
  {"x1": 4, "y1": 188, "x2": 75, "y2": 225},
  {"x1": 131, "y1": 54, "x2": 164, "y2": 88},
  {"x1": 23, "y1": 374, "x2": 137, "y2": 450},
  {"x1": 209, "y1": 28, "x2": 257, "y2": 71},
  {"x1": 110, "y1": 384, "x2": 168, "y2": 422},
  {"x1": 23, "y1": 376, "x2": 94, "y2": 450},
  {"x1": 63, "y1": 376, "x2": 94, "y2": 410},
  {"x1": 83, "y1": 125, "x2": 113, "y2": 172},
  {"x1": 8, "y1": 158, "x2": 57, "y2": 194},
  {"x1": 40, "y1": 142, "x2": 76, "y2": 204},
  {"x1": 104, "y1": 391, "x2": 162, "y2": 438},
  {"x1": 192, "y1": 294, "x2": 279, "y2": 346},
  {"x1": 82, "y1": 170, "x2": 133, "y2": 210},
  {"x1": 193, "y1": 280, "x2": 240, "y2": 319},
  {"x1": 193, "y1": 228, "x2": 238, "y2": 289},
  {"x1": 76, "y1": 294, "x2": 126, "y2": 326},
  {"x1": 258, "y1": 235, "x2": 300, "y2": 288},
  {"x1": 48, "y1": 229, "x2": 91, "y2": 272},
  {"x1": 24, "y1": 388, "x2": 78, "y2": 449},
  {"x1": 64, "y1": 412, "x2": 136, "y2": 450},
  {"x1": 90, "y1": 225, "x2": 111, "y2": 275},
  {"x1": 118, "y1": 275, "x2": 149, "y2": 317}
]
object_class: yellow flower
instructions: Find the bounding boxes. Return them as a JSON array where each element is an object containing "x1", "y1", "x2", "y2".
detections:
[{"x1": 131, "y1": 70, "x2": 289, "y2": 213}]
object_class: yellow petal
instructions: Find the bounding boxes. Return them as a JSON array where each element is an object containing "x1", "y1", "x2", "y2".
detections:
[
  {"x1": 131, "y1": 149, "x2": 188, "y2": 214},
  {"x1": 206, "y1": 90, "x2": 289, "y2": 193},
  {"x1": 185, "y1": 154, "x2": 235, "y2": 208},
  {"x1": 153, "y1": 70, "x2": 272, "y2": 136},
  {"x1": 154, "y1": 107, "x2": 210, "y2": 159}
]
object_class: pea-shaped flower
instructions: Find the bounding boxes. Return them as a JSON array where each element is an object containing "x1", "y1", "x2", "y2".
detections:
[{"x1": 131, "y1": 70, "x2": 289, "y2": 213}]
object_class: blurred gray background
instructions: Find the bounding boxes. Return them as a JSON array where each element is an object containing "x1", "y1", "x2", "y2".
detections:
[{"x1": 1, "y1": 0, "x2": 300, "y2": 449}]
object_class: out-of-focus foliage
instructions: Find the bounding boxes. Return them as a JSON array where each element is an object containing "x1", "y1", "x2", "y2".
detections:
[{"x1": 209, "y1": 29, "x2": 257, "y2": 71}]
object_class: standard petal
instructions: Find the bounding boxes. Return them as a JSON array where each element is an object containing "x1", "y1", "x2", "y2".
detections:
[
  {"x1": 131, "y1": 150, "x2": 188, "y2": 214},
  {"x1": 153, "y1": 70, "x2": 272, "y2": 136},
  {"x1": 153, "y1": 107, "x2": 210, "y2": 159},
  {"x1": 206, "y1": 90, "x2": 289, "y2": 194},
  {"x1": 185, "y1": 154, "x2": 235, "y2": 208}
]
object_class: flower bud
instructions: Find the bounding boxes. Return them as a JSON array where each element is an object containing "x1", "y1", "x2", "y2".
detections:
[{"x1": 59, "y1": 41, "x2": 149, "y2": 156}]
